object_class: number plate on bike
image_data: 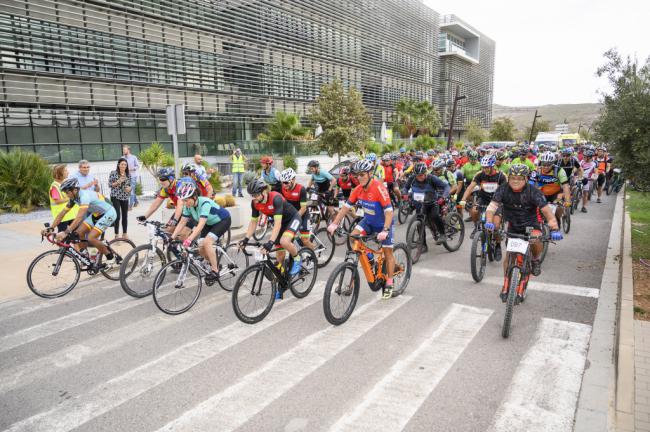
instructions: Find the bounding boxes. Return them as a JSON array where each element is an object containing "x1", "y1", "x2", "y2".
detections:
[
  {"x1": 413, "y1": 192, "x2": 425, "y2": 202},
  {"x1": 254, "y1": 250, "x2": 265, "y2": 262},
  {"x1": 548, "y1": 203, "x2": 557, "y2": 213},
  {"x1": 506, "y1": 238, "x2": 529, "y2": 254},
  {"x1": 311, "y1": 193, "x2": 319, "y2": 200},
  {"x1": 338, "y1": 200, "x2": 344, "y2": 209},
  {"x1": 356, "y1": 208, "x2": 364, "y2": 217}
]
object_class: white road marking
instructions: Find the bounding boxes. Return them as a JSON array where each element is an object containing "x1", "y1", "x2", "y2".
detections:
[
  {"x1": 415, "y1": 268, "x2": 599, "y2": 298},
  {"x1": 156, "y1": 296, "x2": 412, "y2": 432},
  {"x1": 4, "y1": 282, "x2": 326, "y2": 432},
  {"x1": 0, "y1": 296, "x2": 146, "y2": 353},
  {"x1": 0, "y1": 291, "x2": 230, "y2": 394},
  {"x1": 488, "y1": 318, "x2": 592, "y2": 432},
  {"x1": 329, "y1": 303, "x2": 492, "y2": 432}
]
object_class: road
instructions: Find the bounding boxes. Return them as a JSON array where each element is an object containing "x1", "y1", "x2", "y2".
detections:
[{"x1": 0, "y1": 194, "x2": 616, "y2": 432}]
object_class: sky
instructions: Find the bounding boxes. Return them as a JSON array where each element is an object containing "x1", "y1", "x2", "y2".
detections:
[{"x1": 424, "y1": 0, "x2": 650, "y2": 106}]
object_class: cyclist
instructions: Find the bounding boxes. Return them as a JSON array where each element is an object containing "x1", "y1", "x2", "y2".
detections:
[
  {"x1": 594, "y1": 146, "x2": 611, "y2": 203},
  {"x1": 559, "y1": 148, "x2": 582, "y2": 179},
  {"x1": 240, "y1": 178, "x2": 303, "y2": 279},
  {"x1": 579, "y1": 149, "x2": 598, "y2": 213},
  {"x1": 181, "y1": 163, "x2": 213, "y2": 197},
  {"x1": 381, "y1": 153, "x2": 401, "y2": 204},
  {"x1": 307, "y1": 159, "x2": 335, "y2": 217},
  {"x1": 460, "y1": 150, "x2": 481, "y2": 221},
  {"x1": 495, "y1": 151, "x2": 510, "y2": 175},
  {"x1": 280, "y1": 168, "x2": 315, "y2": 250},
  {"x1": 431, "y1": 159, "x2": 458, "y2": 196},
  {"x1": 334, "y1": 166, "x2": 358, "y2": 200},
  {"x1": 484, "y1": 165, "x2": 563, "y2": 301},
  {"x1": 136, "y1": 169, "x2": 191, "y2": 238},
  {"x1": 260, "y1": 156, "x2": 282, "y2": 192},
  {"x1": 47, "y1": 178, "x2": 118, "y2": 269},
  {"x1": 171, "y1": 180, "x2": 231, "y2": 283},
  {"x1": 510, "y1": 147, "x2": 536, "y2": 172},
  {"x1": 327, "y1": 159, "x2": 397, "y2": 300},
  {"x1": 460, "y1": 155, "x2": 507, "y2": 256},
  {"x1": 402, "y1": 162, "x2": 451, "y2": 248},
  {"x1": 365, "y1": 153, "x2": 385, "y2": 181},
  {"x1": 424, "y1": 150, "x2": 436, "y2": 168},
  {"x1": 530, "y1": 152, "x2": 571, "y2": 223}
]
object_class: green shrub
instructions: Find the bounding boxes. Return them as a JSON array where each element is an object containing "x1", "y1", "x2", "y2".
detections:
[
  {"x1": 247, "y1": 156, "x2": 262, "y2": 173},
  {"x1": 139, "y1": 142, "x2": 174, "y2": 179},
  {"x1": 208, "y1": 169, "x2": 222, "y2": 192},
  {"x1": 242, "y1": 171, "x2": 257, "y2": 186},
  {"x1": 135, "y1": 181, "x2": 143, "y2": 196},
  {"x1": 0, "y1": 151, "x2": 51, "y2": 213},
  {"x1": 413, "y1": 135, "x2": 437, "y2": 151},
  {"x1": 283, "y1": 154, "x2": 297, "y2": 171}
]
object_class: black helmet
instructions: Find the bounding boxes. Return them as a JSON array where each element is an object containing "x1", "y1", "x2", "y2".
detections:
[
  {"x1": 247, "y1": 178, "x2": 268, "y2": 196},
  {"x1": 508, "y1": 164, "x2": 530, "y2": 177},
  {"x1": 413, "y1": 162, "x2": 428, "y2": 175},
  {"x1": 60, "y1": 178, "x2": 80, "y2": 191},
  {"x1": 307, "y1": 160, "x2": 319, "y2": 168}
]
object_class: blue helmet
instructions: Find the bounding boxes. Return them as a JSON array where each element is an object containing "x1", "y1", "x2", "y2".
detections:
[
  {"x1": 366, "y1": 152, "x2": 377, "y2": 162},
  {"x1": 480, "y1": 155, "x2": 496, "y2": 167},
  {"x1": 399, "y1": 147, "x2": 406, "y2": 153}
]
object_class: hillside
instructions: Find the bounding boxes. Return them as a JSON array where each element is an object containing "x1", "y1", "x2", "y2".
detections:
[{"x1": 492, "y1": 103, "x2": 602, "y2": 133}]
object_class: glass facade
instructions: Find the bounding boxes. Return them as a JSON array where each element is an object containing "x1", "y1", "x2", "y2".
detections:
[{"x1": 0, "y1": 0, "x2": 493, "y2": 162}]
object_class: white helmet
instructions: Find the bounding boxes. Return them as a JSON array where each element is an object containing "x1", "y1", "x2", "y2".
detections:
[
  {"x1": 177, "y1": 179, "x2": 198, "y2": 199},
  {"x1": 539, "y1": 151, "x2": 557, "y2": 164},
  {"x1": 280, "y1": 168, "x2": 296, "y2": 182}
]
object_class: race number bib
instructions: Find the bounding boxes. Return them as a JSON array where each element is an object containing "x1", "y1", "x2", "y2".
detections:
[
  {"x1": 413, "y1": 192, "x2": 425, "y2": 202},
  {"x1": 254, "y1": 250, "x2": 265, "y2": 262},
  {"x1": 506, "y1": 238, "x2": 529, "y2": 254},
  {"x1": 482, "y1": 182, "x2": 498, "y2": 193},
  {"x1": 356, "y1": 208, "x2": 364, "y2": 217},
  {"x1": 310, "y1": 193, "x2": 319, "y2": 201}
]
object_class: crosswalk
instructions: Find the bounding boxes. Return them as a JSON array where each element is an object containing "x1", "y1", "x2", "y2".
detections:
[{"x1": 0, "y1": 275, "x2": 594, "y2": 432}]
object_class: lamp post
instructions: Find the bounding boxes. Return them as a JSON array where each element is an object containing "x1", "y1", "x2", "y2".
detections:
[
  {"x1": 528, "y1": 110, "x2": 542, "y2": 144},
  {"x1": 447, "y1": 84, "x2": 466, "y2": 150}
]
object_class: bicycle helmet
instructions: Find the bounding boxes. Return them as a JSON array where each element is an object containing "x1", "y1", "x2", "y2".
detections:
[
  {"x1": 352, "y1": 159, "x2": 374, "y2": 173},
  {"x1": 561, "y1": 147, "x2": 573, "y2": 156},
  {"x1": 415, "y1": 151, "x2": 424, "y2": 159},
  {"x1": 495, "y1": 151, "x2": 507, "y2": 160},
  {"x1": 446, "y1": 158, "x2": 457, "y2": 168},
  {"x1": 381, "y1": 153, "x2": 391, "y2": 162},
  {"x1": 307, "y1": 159, "x2": 319, "y2": 168},
  {"x1": 60, "y1": 177, "x2": 80, "y2": 191},
  {"x1": 426, "y1": 149, "x2": 435, "y2": 156},
  {"x1": 584, "y1": 149, "x2": 595, "y2": 157},
  {"x1": 480, "y1": 155, "x2": 496, "y2": 167},
  {"x1": 451, "y1": 150, "x2": 459, "y2": 157},
  {"x1": 247, "y1": 178, "x2": 268, "y2": 195},
  {"x1": 390, "y1": 153, "x2": 398, "y2": 160},
  {"x1": 432, "y1": 159, "x2": 446, "y2": 170},
  {"x1": 366, "y1": 153, "x2": 377, "y2": 162},
  {"x1": 399, "y1": 147, "x2": 406, "y2": 153},
  {"x1": 279, "y1": 168, "x2": 296, "y2": 182},
  {"x1": 468, "y1": 150, "x2": 479, "y2": 159},
  {"x1": 260, "y1": 156, "x2": 273, "y2": 165},
  {"x1": 177, "y1": 180, "x2": 198, "y2": 200},
  {"x1": 339, "y1": 166, "x2": 351, "y2": 175},
  {"x1": 181, "y1": 162, "x2": 197, "y2": 174},
  {"x1": 413, "y1": 162, "x2": 428, "y2": 175},
  {"x1": 157, "y1": 167, "x2": 175, "y2": 181},
  {"x1": 539, "y1": 151, "x2": 557, "y2": 164},
  {"x1": 508, "y1": 164, "x2": 530, "y2": 177}
]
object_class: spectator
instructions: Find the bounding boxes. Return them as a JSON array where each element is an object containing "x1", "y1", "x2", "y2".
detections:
[
  {"x1": 231, "y1": 147, "x2": 246, "y2": 197},
  {"x1": 49, "y1": 164, "x2": 78, "y2": 232},
  {"x1": 73, "y1": 159, "x2": 99, "y2": 192},
  {"x1": 122, "y1": 145, "x2": 140, "y2": 209},
  {"x1": 194, "y1": 153, "x2": 215, "y2": 175},
  {"x1": 109, "y1": 157, "x2": 131, "y2": 239}
]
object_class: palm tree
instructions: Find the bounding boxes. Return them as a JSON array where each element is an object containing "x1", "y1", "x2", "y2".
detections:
[
  {"x1": 392, "y1": 98, "x2": 442, "y2": 143},
  {"x1": 265, "y1": 112, "x2": 310, "y2": 141}
]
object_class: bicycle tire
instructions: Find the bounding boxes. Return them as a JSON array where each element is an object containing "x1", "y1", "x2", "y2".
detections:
[
  {"x1": 398, "y1": 201, "x2": 410, "y2": 225},
  {"x1": 289, "y1": 247, "x2": 318, "y2": 298},
  {"x1": 406, "y1": 218, "x2": 425, "y2": 264},
  {"x1": 312, "y1": 228, "x2": 335, "y2": 268},
  {"x1": 119, "y1": 244, "x2": 166, "y2": 298},
  {"x1": 153, "y1": 260, "x2": 202, "y2": 315},
  {"x1": 253, "y1": 217, "x2": 268, "y2": 241},
  {"x1": 217, "y1": 244, "x2": 250, "y2": 292},
  {"x1": 539, "y1": 224, "x2": 550, "y2": 264},
  {"x1": 391, "y1": 243, "x2": 412, "y2": 297},
  {"x1": 563, "y1": 210, "x2": 571, "y2": 234},
  {"x1": 333, "y1": 214, "x2": 353, "y2": 246},
  {"x1": 232, "y1": 264, "x2": 276, "y2": 324},
  {"x1": 345, "y1": 217, "x2": 363, "y2": 251},
  {"x1": 27, "y1": 249, "x2": 80, "y2": 298},
  {"x1": 502, "y1": 266, "x2": 520, "y2": 338},
  {"x1": 100, "y1": 238, "x2": 136, "y2": 281},
  {"x1": 470, "y1": 232, "x2": 487, "y2": 282},
  {"x1": 442, "y1": 213, "x2": 465, "y2": 252},
  {"x1": 323, "y1": 262, "x2": 360, "y2": 325}
]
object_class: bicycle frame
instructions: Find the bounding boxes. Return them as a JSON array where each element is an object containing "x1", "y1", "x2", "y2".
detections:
[{"x1": 346, "y1": 237, "x2": 387, "y2": 286}]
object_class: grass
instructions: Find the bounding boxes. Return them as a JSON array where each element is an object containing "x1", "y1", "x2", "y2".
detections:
[{"x1": 628, "y1": 191, "x2": 650, "y2": 261}]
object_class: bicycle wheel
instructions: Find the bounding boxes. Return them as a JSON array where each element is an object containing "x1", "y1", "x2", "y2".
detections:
[
  {"x1": 562, "y1": 210, "x2": 571, "y2": 234},
  {"x1": 502, "y1": 267, "x2": 520, "y2": 338},
  {"x1": 334, "y1": 214, "x2": 353, "y2": 246},
  {"x1": 222, "y1": 227, "x2": 232, "y2": 247},
  {"x1": 442, "y1": 213, "x2": 465, "y2": 252},
  {"x1": 217, "y1": 244, "x2": 249, "y2": 292},
  {"x1": 345, "y1": 217, "x2": 363, "y2": 251},
  {"x1": 100, "y1": 238, "x2": 135, "y2": 281},
  {"x1": 398, "y1": 201, "x2": 411, "y2": 225},
  {"x1": 27, "y1": 249, "x2": 80, "y2": 298},
  {"x1": 289, "y1": 247, "x2": 318, "y2": 298},
  {"x1": 153, "y1": 260, "x2": 202, "y2": 315},
  {"x1": 470, "y1": 232, "x2": 487, "y2": 282},
  {"x1": 312, "y1": 228, "x2": 335, "y2": 268},
  {"x1": 119, "y1": 244, "x2": 166, "y2": 298},
  {"x1": 323, "y1": 262, "x2": 360, "y2": 325},
  {"x1": 539, "y1": 224, "x2": 550, "y2": 265},
  {"x1": 253, "y1": 217, "x2": 268, "y2": 241},
  {"x1": 232, "y1": 264, "x2": 276, "y2": 324},
  {"x1": 406, "y1": 218, "x2": 425, "y2": 264},
  {"x1": 391, "y1": 243, "x2": 412, "y2": 297}
]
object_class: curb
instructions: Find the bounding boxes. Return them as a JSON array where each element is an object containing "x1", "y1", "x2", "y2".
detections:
[{"x1": 573, "y1": 189, "x2": 625, "y2": 432}]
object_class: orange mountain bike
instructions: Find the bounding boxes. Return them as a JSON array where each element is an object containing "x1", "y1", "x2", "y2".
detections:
[{"x1": 323, "y1": 233, "x2": 412, "y2": 325}]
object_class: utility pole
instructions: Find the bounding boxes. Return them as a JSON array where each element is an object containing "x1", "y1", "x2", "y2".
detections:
[
  {"x1": 528, "y1": 110, "x2": 542, "y2": 144},
  {"x1": 447, "y1": 84, "x2": 466, "y2": 150}
]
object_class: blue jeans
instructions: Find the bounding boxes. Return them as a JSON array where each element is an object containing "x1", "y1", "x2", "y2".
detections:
[
  {"x1": 129, "y1": 177, "x2": 139, "y2": 207},
  {"x1": 232, "y1": 172, "x2": 244, "y2": 196}
]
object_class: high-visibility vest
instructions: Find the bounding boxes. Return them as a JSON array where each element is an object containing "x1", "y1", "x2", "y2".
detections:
[
  {"x1": 232, "y1": 154, "x2": 245, "y2": 173},
  {"x1": 49, "y1": 181, "x2": 78, "y2": 221}
]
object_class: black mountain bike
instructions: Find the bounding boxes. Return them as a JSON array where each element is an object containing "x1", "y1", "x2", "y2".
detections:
[{"x1": 470, "y1": 208, "x2": 502, "y2": 282}]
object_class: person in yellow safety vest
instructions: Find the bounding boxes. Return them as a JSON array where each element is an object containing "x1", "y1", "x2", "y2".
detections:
[
  {"x1": 231, "y1": 147, "x2": 247, "y2": 197},
  {"x1": 49, "y1": 164, "x2": 78, "y2": 232}
]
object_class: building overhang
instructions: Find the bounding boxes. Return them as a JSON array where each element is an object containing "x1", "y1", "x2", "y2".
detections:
[
  {"x1": 440, "y1": 22, "x2": 480, "y2": 40},
  {"x1": 439, "y1": 51, "x2": 479, "y2": 64}
]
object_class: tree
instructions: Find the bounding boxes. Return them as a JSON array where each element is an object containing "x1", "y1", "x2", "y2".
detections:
[
  {"x1": 139, "y1": 141, "x2": 174, "y2": 179},
  {"x1": 579, "y1": 128, "x2": 593, "y2": 141},
  {"x1": 489, "y1": 117, "x2": 516, "y2": 141},
  {"x1": 309, "y1": 79, "x2": 371, "y2": 157},
  {"x1": 465, "y1": 118, "x2": 487, "y2": 146},
  {"x1": 258, "y1": 111, "x2": 309, "y2": 141},
  {"x1": 594, "y1": 48, "x2": 650, "y2": 184},
  {"x1": 523, "y1": 119, "x2": 551, "y2": 142},
  {"x1": 392, "y1": 98, "x2": 441, "y2": 139}
]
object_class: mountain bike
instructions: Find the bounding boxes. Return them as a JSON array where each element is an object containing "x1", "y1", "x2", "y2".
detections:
[
  {"x1": 27, "y1": 224, "x2": 135, "y2": 298},
  {"x1": 570, "y1": 178, "x2": 583, "y2": 214},
  {"x1": 470, "y1": 207, "x2": 503, "y2": 282},
  {"x1": 397, "y1": 192, "x2": 414, "y2": 224},
  {"x1": 307, "y1": 188, "x2": 335, "y2": 229},
  {"x1": 152, "y1": 238, "x2": 249, "y2": 315},
  {"x1": 323, "y1": 233, "x2": 412, "y2": 325},
  {"x1": 608, "y1": 168, "x2": 623, "y2": 193},
  {"x1": 232, "y1": 243, "x2": 318, "y2": 324},
  {"x1": 331, "y1": 195, "x2": 356, "y2": 246}
]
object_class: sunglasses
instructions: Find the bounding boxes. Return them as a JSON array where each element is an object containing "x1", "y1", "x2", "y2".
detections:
[
  {"x1": 158, "y1": 177, "x2": 169, "y2": 182},
  {"x1": 282, "y1": 181, "x2": 292, "y2": 185},
  {"x1": 541, "y1": 162, "x2": 554, "y2": 167}
]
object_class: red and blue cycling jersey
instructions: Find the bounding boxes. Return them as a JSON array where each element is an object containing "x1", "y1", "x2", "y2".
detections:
[{"x1": 346, "y1": 179, "x2": 393, "y2": 227}]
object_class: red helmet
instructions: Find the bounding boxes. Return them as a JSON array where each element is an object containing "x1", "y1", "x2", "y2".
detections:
[{"x1": 260, "y1": 156, "x2": 273, "y2": 164}]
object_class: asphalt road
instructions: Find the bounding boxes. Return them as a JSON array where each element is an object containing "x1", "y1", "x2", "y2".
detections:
[{"x1": 0, "y1": 192, "x2": 616, "y2": 432}]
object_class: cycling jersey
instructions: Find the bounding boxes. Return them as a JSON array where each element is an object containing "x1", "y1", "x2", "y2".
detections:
[
  {"x1": 436, "y1": 170, "x2": 457, "y2": 187},
  {"x1": 472, "y1": 170, "x2": 507, "y2": 204},
  {"x1": 251, "y1": 191, "x2": 297, "y2": 220},
  {"x1": 188, "y1": 169, "x2": 211, "y2": 197},
  {"x1": 530, "y1": 166, "x2": 569, "y2": 197},
  {"x1": 337, "y1": 176, "x2": 355, "y2": 198},
  {"x1": 182, "y1": 196, "x2": 230, "y2": 225},
  {"x1": 511, "y1": 157, "x2": 536, "y2": 172},
  {"x1": 492, "y1": 183, "x2": 549, "y2": 232},
  {"x1": 346, "y1": 179, "x2": 392, "y2": 227},
  {"x1": 261, "y1": 167, "x2": 281, "y2": 186},
  {"x1": 157, "y1": 180, "x2": 179, "y2": 206},
  {"x1": 496, "y1": 162, "x2": 510, "y2": 175},
  {"x1": 68, "y1": 189, "x2": 113, "y2": 216},
  {"x1": 403, "y1": 174, "x2": 450, "y2": 200},
  {"x1": 281, "y1": 183, "x2": 307, "y2": 211},
  {"x1": 580, "y1": 160, "x2": 597, "y2": 178},
  {"x1": 311, "y1": 169, "x2": 333, "y2": 193},
  {"x1": 383, "y1": 164, "x2": 395, "y2": 183},
  {"x1": 559, "y1": 157, "x2": 581, "y2": 178},
  {"x1": 595, "y1": 156, "x2": 611, "y2": 174},
  {"x1": 461, "y1": 162, "x2": 482, "y2": 184}
]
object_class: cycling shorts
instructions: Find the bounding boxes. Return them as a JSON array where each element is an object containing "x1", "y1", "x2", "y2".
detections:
[
  {"x1": 507, "y1": 221, "x2": 541, "y2": 235},
  {"x1": 300, "y1": 213, "x2": 311, "y2": 237},
  {"x1": 275, "y1": 214, "x2": 301, "y2": 245},
  {"x1": 199, "y1": 217, "x2": 231, "y2": 241},
  {"x1": 83, "y1": 208, "x2": 116, "y2": 233},
  {"x1": 356, "y1": 219, "x2": 394, "y2": 248},
  {"x1": 597, "y1": 173, "x2": 606, "y2": 186}
]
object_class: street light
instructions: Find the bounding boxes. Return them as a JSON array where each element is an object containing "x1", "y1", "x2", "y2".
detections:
[
  {"x1": 528, "y1": 110, "x2": 542, "y2": 144},
  {"x1": 447, "y1": 84, "x2": 466, "y2": 150}
]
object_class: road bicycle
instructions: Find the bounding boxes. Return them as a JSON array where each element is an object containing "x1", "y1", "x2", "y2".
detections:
[
  {"x1": 470, "y1": 207, "x2": 503, "y2": 282},
  {"x1": 331, "y1": 195, "x2": 357, "y2": 246},
  {"x1": 152, "y1": 238, "x2": 249, "y2": 315},
  {"x1": 299, "y1": 224, "x2": 336, "y2": 268},
  {"x1": 27, "y1": 224, "x2": 135, "y2": 298},
  {"x1": 232, "y1": 243, "x2": 318, "y2": 324},
  {"x1": 323, "y1": 233, "x2": 412, "y2": 325},
  {"x1": 253, "y1": 213, "x2": 274, "y2": 241}
]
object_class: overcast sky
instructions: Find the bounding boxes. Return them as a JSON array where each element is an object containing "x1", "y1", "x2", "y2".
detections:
[{"x1": 424, "y1": 0, "x2": 650, "y2": 106}]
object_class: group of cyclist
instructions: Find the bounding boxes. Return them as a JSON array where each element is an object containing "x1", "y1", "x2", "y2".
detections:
[{"x1": 43, "y1": 140, "x2": 613, "y2": 305}]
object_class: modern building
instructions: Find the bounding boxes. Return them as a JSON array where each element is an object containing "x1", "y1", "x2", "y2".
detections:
[{"x1": 0, "y1": 0, "x2": 494, "y2": 162}]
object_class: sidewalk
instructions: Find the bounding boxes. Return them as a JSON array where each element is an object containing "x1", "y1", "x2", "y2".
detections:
[{"x1": 0, "y1": 194, "x2": 252, "y2": 302}]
